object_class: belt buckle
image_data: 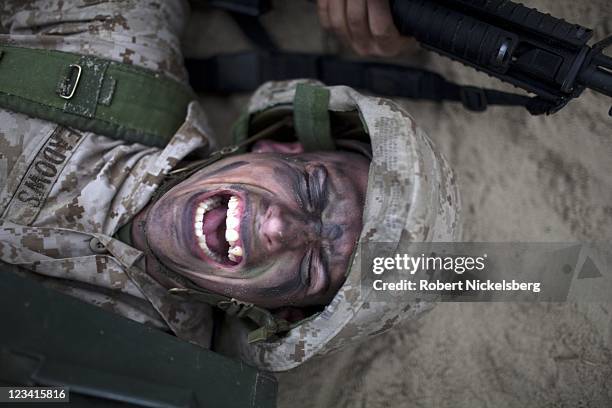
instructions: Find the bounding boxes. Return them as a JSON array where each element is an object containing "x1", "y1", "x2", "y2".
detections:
[{"x1": 58, "y1": 64, "x2": 82, "y2": 100}]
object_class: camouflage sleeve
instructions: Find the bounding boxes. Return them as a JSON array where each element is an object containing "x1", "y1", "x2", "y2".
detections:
[{"x1": 0, "y1": 0, "x2": 190, "y2": 83}]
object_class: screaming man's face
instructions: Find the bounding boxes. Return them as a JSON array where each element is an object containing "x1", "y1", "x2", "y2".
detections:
[{"x1": 134, "y1": 144, "x2": 369, "y2": 309}]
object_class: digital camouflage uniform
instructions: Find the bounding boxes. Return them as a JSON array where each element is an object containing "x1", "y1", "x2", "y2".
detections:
[
  {"x1": 0, "y1": 0, "x2": 461, "y2": 371},
  {"x1": 0, "y1": 0, "x2": 218, "y2": 346}
]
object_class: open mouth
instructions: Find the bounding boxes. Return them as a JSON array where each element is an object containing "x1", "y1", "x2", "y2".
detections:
[{"x1": 193, "y1": 192, "x2": 244, "y2": 266}]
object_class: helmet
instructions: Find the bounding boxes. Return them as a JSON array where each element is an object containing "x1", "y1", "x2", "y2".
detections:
[{"x1": 214, "y1": 79, "x2": 462, "y2": 371}]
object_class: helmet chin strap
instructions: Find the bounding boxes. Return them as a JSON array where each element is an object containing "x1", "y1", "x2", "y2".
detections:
[
  {"x1": 142, "y1": 237, "x2": 292, "y2": 343},
  {"x1": 140, "y1": 116, "x2": 295, "y2": 343},
  {"x1": 168, "y1": 288, "x2": 292, "y2": 343}
]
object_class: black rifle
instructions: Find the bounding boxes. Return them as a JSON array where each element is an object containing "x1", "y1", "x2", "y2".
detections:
[
  {"x1": 390, "y1": 0, "x2": 612, "y2": 115},
  {"x1": 188, "y1": 0, "x2": 612, "y2": 116}
]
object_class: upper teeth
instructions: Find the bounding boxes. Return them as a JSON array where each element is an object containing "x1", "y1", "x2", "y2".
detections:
[
  {"x1": 225, "y1": 229, "x2": 239, "y2": 243},
  {"x1": 225, "y1": 196, "x2": 243, "y2": 263},
  {"x1": 193, "y1": 195, "x2": 243, "y2": 264},
  {"x1": 194, "y1": 197, "x2": 223, "y2": 262}
]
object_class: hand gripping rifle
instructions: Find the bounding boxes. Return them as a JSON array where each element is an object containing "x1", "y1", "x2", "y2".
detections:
[{"x1": 188, "y1": 0, "x2": 612, "y2": 116}]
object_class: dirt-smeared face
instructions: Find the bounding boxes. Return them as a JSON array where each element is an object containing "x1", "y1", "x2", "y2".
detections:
[{"x1": 136, "y1": 150, "x2": 369, "y2": 308}]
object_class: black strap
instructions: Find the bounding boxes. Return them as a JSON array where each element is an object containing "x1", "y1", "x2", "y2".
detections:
[
  {"x1": 185, "y1": 50, "x2": 552, "y2": 114},
  {"x1": 205, "y1": 0, "x2": 272, "y2": 17},
  {"x1": 229, "y1": 13, "x2": 278, "y2": 51}
]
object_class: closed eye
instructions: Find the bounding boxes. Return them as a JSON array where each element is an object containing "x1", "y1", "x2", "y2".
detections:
[
  {"x1": 299, "y1": 247, "x2": 330, "y2": 295},
  {"x1": 286, "y1": 162, "x2": 328, "y2": 214},
  {"x1": 299, "y1": 248, "x2": 313, "y2": 287},
  {"x1": 305, "y1": 165, "x2": 328, "y2": 214}
]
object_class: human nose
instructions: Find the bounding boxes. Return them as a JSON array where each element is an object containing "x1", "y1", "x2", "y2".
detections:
[{"x1": 260, "y1": 204, "x2": 316, "y2": 252}]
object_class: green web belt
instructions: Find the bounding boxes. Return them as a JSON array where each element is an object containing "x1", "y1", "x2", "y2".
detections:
[{"x1": 0, "y1": 44, "x2": 194, "y2": 147}]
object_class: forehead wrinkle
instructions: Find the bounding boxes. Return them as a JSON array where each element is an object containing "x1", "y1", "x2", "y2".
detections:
[
  {"x1": 272, "y1": 161, "x2": 306, "y2": 208},
  {"x1": 271, "y1": 161, "x2": 300, "y2": 184}
]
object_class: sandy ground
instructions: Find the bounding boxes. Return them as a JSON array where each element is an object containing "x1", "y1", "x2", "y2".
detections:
[{"x1": 184, "y1": 1, "x2": 612, "y2": 406}]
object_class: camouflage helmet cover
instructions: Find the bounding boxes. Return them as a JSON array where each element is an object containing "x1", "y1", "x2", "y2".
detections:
[{"x1": 228, "y1": 80, "x2": 461, "y2": 371}]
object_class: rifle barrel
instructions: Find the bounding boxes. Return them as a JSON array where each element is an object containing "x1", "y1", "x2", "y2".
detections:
[{"x1": 579, "y1": 50, "x2": 612, "y2": 98}]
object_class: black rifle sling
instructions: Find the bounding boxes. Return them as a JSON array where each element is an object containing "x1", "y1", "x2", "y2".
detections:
[{"x1": 185, "y1": 50, "x2": 550, "y2": 114}]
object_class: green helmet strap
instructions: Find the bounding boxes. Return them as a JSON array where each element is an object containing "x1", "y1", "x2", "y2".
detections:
[
  {"x1": 231, "y1": 83, "x2": 336, "y2": 152},
  {"x1": 293, "y1": 83, "x2": 335, "y2": 151}
]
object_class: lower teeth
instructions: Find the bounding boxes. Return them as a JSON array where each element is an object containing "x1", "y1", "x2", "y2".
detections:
[{"x1": 197, "y1": 235, "x2": 224, "y2": 262}]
